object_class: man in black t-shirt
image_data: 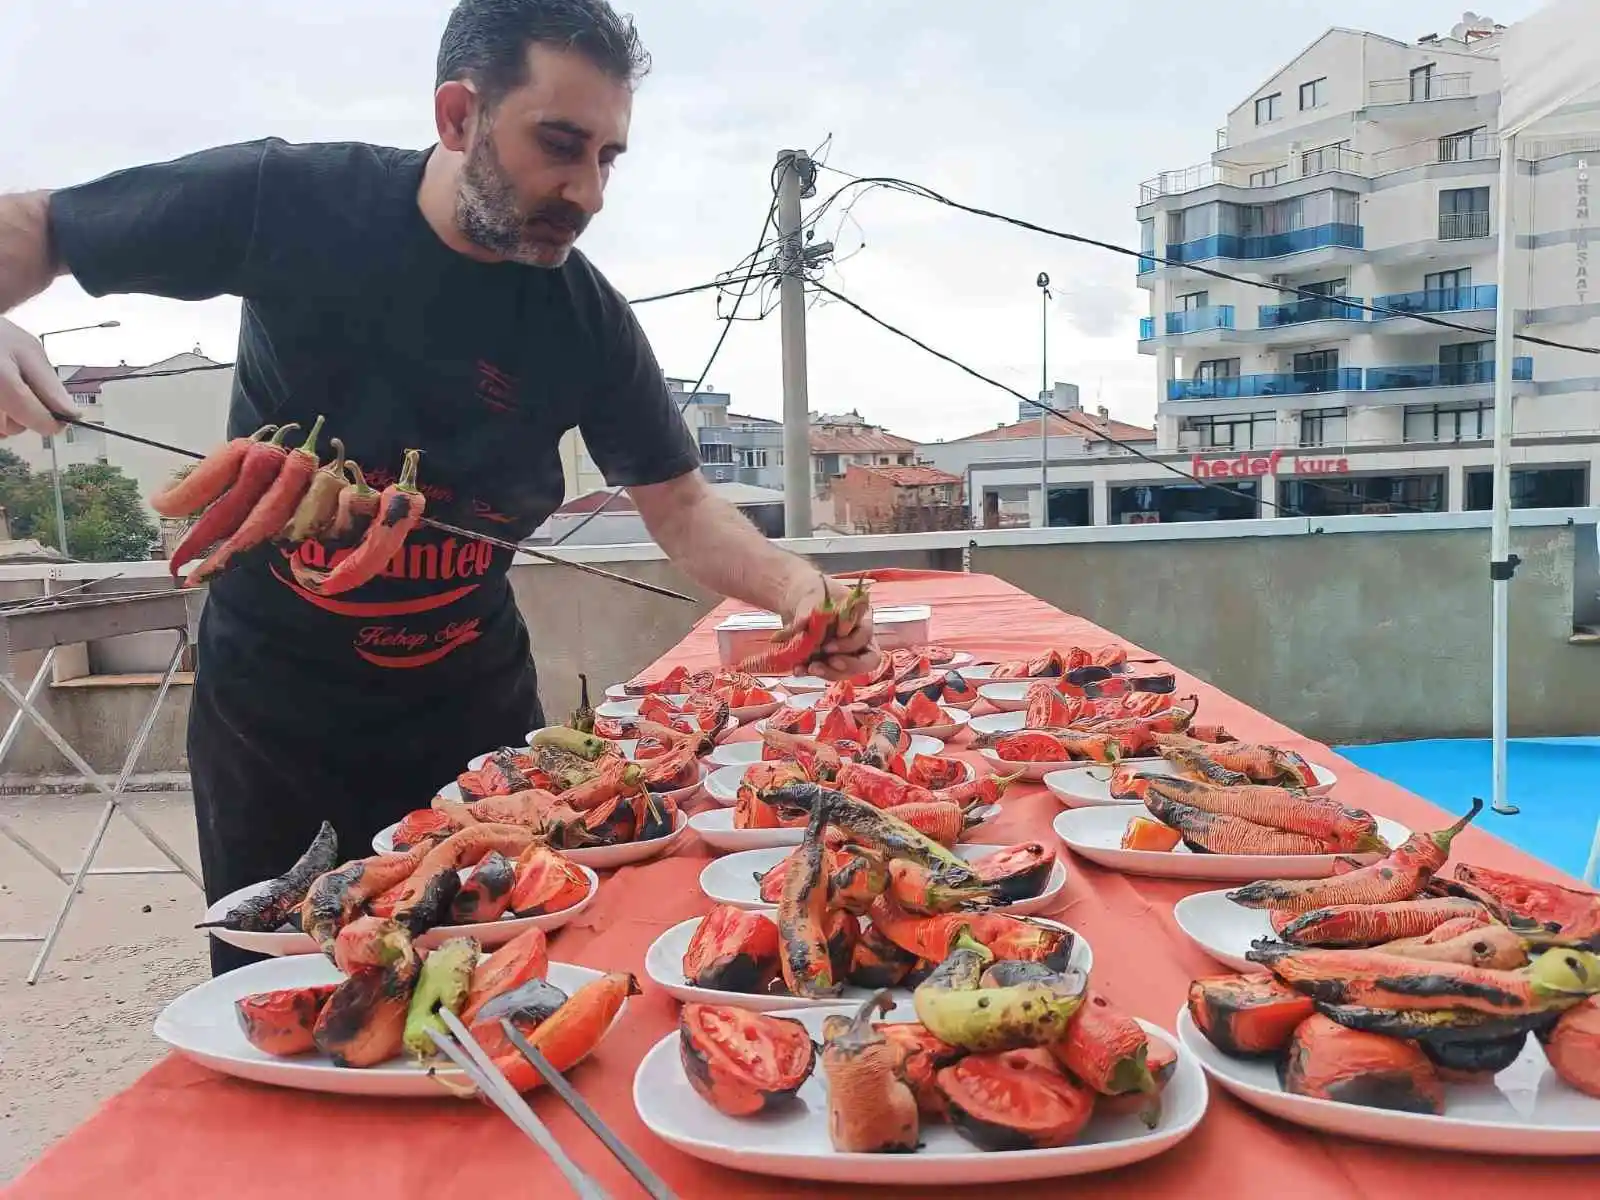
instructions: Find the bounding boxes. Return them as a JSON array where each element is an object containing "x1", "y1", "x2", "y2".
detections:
[{"x1": 0, "y1": 0, "x2": 879, "y2": 975}]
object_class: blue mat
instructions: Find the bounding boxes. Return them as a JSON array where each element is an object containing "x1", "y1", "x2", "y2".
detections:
[{"x1": 1336, "y1": 738, "x2": 1600, "y2": 880}]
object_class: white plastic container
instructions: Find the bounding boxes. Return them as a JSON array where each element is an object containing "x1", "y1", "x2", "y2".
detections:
[{"x1": 715, "y1": 603, "x2": 933, "y2": 665}]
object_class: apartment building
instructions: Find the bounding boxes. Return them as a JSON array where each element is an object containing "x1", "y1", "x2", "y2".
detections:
[{"x1": 1119, "y1": 18, "x2": 1600, "y2": 523}]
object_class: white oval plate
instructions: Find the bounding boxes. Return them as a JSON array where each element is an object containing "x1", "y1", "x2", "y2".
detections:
[
  {"x1": 698, "y1": 843, "x2": 1067, "y2": 915},
  {"x1": 1176, "y1": 1007, "x2": 1600, "y2": 1156},
  {"x1": 372, "y1": 814, "x2": 690, "y2": 871},
  {"x1": 200, "y1": 865, "x2": 600, "y2": 957},
  {"x1": 977, "y1": 682, "x2": 1033, "y2": 712},
  {"x1": 596, "y1": 696, "x2": 689, "y2": 719},
  {"x1": 688, "y1": 804, "x2": 1003, "y2": 855},
  {"x1": 761, "y1": 674, "x2": 829, "y2": 692},
  {"x1": 968, "y1": 711, "x2": 1026, "y2": 739},
  {"x1": 780, "y1": 692, "x2": 827, "y2": 712},
  {"x1": 1052, "y1": 805, "x2": 1409, "y2": 882},
  {"x1": 635, "y1": 1007, "x2": 1202, "y2": 1184},
  {"x1": 979, "y1": 747, "x2": 1126, "y2": 784},
  {"x1": 705, "y1": 740, "x2": 763, "y2": 769},
  {"x1": 903, "y1": 706, "x2": 972, "y2": 741},
  {"x1": 729, "y1": 692, "x2": 788, "y2": 724},
  {"x1": 702, "y1": 739, "x2": 949, "y2": 805},
  {"x1": 1044, "y1": 762, "x2": 1337, "y2": 807},
  {"x1": 1171, "y1": 888, "x2": 1277, "y2": 971},
  {"x1": 155, "y1": 956, "x2": 620, "y2": 1099},
  {"x1": 643, "y1": 915, "x2": 1091, "y2": 1014},
  {"x1": 956, "y1": 663, "x2": 999, "y2": 680},
  {"x1": 750, "y1": 723, "x2": 946, "y2": 760}
]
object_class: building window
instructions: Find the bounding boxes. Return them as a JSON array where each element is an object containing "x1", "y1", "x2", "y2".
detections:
[
  {"x1": 739, "y1": 449, "x2": 769, "y2": 469},
  {"x1": 63, "y1": 427, "x2": 76, "y2": 444},
  {"x1": 1177, "y1": 290, "x2": 1210, "y2": 311},
  {"x1": 1464, "y1": 466, "x2": 1587, "y2": 510},
  {"x1": 1439, "y1": 127, "x2": 1489, "y2": 162},
  {"x1": 1300, "y1": 140, "x2": 1350, "y2": 175},
  {"x1": 1404, "y1": 402, "x2": 1492, "y2": 442},
  {"x1": 1439, "y1": 187, "x2": 1490, "y2": 240},
  {"x1": 1194, "y1": 358, "x2": 1240, "y2": 383},
  {"x1": 700, "y1": 443, "x2": 736, "y2": 465},
  {"x1": 1301, "y1": 279, "x2": 1348, "y2": 297},
  {"x1": 1299, "y1": 78, "x2": 1327, "y2": 110},
  {"x1": 1248, "y1": 167, "x2": 1285, "y2": 188},
  {"x1": 1111, "y1": 481, "x2": 1259, "y2": 524},
  {"x1": 1439, "y1": 340, "x2": 1492, "y2": 385},
  {"x1": 1410, "y1": 64, "x2": 1436, "y2": 102},
  {"x1": 1425, "y1": 267, "x2": 1471, "y2": 300},
  {"x1": 1282, "y1": 473, "x2": 1445, "y2": 515},
  {"x1": 1182, "y1": 412, "x2": 1275, "y2": 450},
  {"x1": 41, "y1": 435, "x2": 52, "y2": 450},
  {"x1": 1255, "y1": 93, "x2": 1282, "y2": 125},
  {"x1": 1299, "y1": 407, "x2": 1347, "y2": 447}
]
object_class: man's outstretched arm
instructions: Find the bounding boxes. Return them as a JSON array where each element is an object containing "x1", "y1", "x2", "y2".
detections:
[{"x1": 0, "y1": 191, "x2": 77, "y2": 435}]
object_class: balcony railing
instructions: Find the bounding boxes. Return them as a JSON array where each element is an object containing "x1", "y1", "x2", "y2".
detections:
[
  {"x1": 1167, "y1": 223, "x2": 1364, "y2": 264},
  {"x1": 1372, "y1": 284, "x2": 1497, "y2": 318},
  {"x1": 1137, "y1": 254, "x2": 1156, "y2": 275},
  {"x1": 1139, "y1": 317, "x2": 1154, "y2": 341},
  {"x1": 1139, "y1": 151, "x2": 1364, "y2": 203},
  {"x1": 1164, "y1": 306, "x2": 1235, "y2": 335},
  {"x1": 1440, "y1": 210, "x2": 1491, "y2": 240},
  {"x1": 1364, "y1": 358, "x2": 1533, "y2": 390},
  {"x1": 1300, "y1": 146, "x2": 1364, "y2": 178},
  {"x1": 1259, "y1": 296, "x2": 1366, "y2": 327},
  {"x1": 1167, "y1": 368, "x2": 1362, "y2": 401},
  {"x1": 1367, "y1": 72, "x2": 1472, "y2": 106}
]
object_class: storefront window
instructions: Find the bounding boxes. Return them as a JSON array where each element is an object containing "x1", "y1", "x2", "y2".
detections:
[
  {"x1": 1464, "y1": 467, "x2": 1588, "y2": 510},
  {"x1": 1110, "y1": 481, "x2": 1259, "y2": 524},
  {"x1": 1281, "y1": 473, "x2": 1445, "y2": 515},
  {"x1": 1047, "y1": 487, "x2": 1092, "y2": 527},
  {"x1": 1403, "y1": 402, "x2": 1491, "y2": 442}
]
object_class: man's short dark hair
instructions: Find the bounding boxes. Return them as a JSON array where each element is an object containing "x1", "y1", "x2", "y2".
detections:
[{"x1": 436, "y1": 0, "x2": 650, "y2": 100}]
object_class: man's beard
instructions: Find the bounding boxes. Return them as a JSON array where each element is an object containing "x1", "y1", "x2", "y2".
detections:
[{"x1": 456, "y1": 131, "x2": 588, "y2": 268}]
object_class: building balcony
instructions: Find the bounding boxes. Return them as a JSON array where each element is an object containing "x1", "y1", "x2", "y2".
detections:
[
  {"x1": 1367, "y1": 72, "x2": 1472, "y2": 106},
  {"x1": 1138, "y1": 150, "x2": 1363, "y2": 204},
  {"x1": 1259, "y1": 296, "x2": 1367, "y2": 327},
  {"x1": 1439, "y1": 210, "x2": 1491, "y2": 241},
  {"x1": 1167, "y1": 368, "x2": 1362, "y2": 402},
  {"x1": 1372, "y1": 284, "x2": 1497, "y2": 319},
  {"x1": 1166, "y1": 223, "x2": 1363, "y2": 264},
  {"x1": 1364, "y1": 358, "x2": 1532, "y2": 391},
  {"x1": 1139, "y1": 317, "x2": 1154, "y2": 341},
  {"x1": 1165, "y1": 306, "x2": 1235, "y2": 335},
  {"x1": 1137, "y1": 254, "x2": 1156, "y2": 276}
]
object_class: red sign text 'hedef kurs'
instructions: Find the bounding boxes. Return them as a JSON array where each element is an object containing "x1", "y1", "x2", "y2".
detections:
[{"x1": 1190, "y1": 451, "x2": 1350, "y2": 478}]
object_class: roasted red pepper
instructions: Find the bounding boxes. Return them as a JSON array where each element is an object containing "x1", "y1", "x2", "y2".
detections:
[
  {"x1": 311, "y1": 449, "x2": 425, "y2": 597},
  {"x1": 836, "y1": 761, "x2": 932, "y2": 809},
  {"x1": 931, "y1": 770, "x2": 1021, "y2": 808},
  {"x1": 736, "y1": 577, "x2": 871, "y2": 675},
  {"x1": 279, "y1": 436, "x2": 346, "y2": 544},
  {"x1": 170, "y1": 422, "x2": 299, "y2": 574},
  {"x1": 150, "y1": 424, "x2": 276, "y2": 519}
]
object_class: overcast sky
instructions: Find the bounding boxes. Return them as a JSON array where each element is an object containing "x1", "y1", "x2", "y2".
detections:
[{"x1": 2, "y1": 0, "x2": 1544, "y2": 442}]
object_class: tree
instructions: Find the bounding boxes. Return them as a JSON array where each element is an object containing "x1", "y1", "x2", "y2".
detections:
[{"x1": 0, "y1": 449, "x2": 158, "y2": 561}]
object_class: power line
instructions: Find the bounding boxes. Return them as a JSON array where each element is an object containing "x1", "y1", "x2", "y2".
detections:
[
  {"x1": 546, "y1": 195, "x2": 784, "y2": 547},
  {"x1": 808, "y1": 164, "x2": 1600, "y2": 356},
  {"x1": 808, "y1": 278, "x2": 1449, "y2": 518}
]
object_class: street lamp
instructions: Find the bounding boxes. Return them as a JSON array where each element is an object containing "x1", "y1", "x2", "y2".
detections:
[
  {"x1": 36, "y1": 320, "x2": 122, "y2": 557},
  {"x1": 1036, "y1": 273, "x2": 1051, "y2": 528}
]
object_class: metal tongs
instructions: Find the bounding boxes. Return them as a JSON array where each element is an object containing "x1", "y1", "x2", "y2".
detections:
[{"x1": 428, "y1": 1009, "x2": 677, "y2": 1200}]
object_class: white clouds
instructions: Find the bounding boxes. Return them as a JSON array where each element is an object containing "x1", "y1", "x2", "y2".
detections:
[{"x1": 1, "y1": 0, "x2": 1547, "y2": 441}]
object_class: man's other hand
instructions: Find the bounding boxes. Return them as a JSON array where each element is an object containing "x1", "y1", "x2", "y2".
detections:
[{"x1": 777, "y1": 573, "x2": 882, "y2": 681}]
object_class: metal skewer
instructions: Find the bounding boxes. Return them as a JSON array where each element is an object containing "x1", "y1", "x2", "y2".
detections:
[
  {"x1": 500, "y1": 1019, "x2": 680, "y2": 1200},
  {"x1": 63, "y1": 414, "x2": 699, "y2": 605},
  {"x1": 433, "y1": 1009, "x2": 611, "y2": 1200}
]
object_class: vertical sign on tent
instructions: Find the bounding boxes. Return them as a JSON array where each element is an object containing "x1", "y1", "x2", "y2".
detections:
[{"x1": 1491, "y1": 0, "x2": 1600, "y2": 817}]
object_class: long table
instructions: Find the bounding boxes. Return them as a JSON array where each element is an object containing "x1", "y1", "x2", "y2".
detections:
[{"x1": 11, "y1": 569, "x2": 1598, "y2": 1197}]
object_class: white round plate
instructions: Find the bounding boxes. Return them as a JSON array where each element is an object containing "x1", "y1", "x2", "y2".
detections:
[
  {"x1": 635, "y1": 1007, "x2": 1201, "y2": 1184},
  {"x1": 705, "y1": 740, "x2": 763, "y2": 769},
  {"x1": 701, "y1": 763, "x2": 750, "y2": 807},
  {"x1": 1176, "y1": 1007, "x2": 1600, "y2": 1156},
  {"x1": 155, "y1": 956, "x2": 620, "y2": 1099},
  {"x1": 1052, "y1": 805, "x2": 1409, "y2": 882},
  {"x1": 704, "y1": 739, "x2": 948, "y2": 804},
  {"x1": 1044, "y1": 762, "x2": 1336, "y2": 807},
  {"x1": 698, "y1": 843, "x2": 1067, "y2": 916},
  {"x1": 688, "y1": 804, "x2": 1003, "y2": 855},
  {"x1": 729, "y1": 691, "x2": 788, "y2": 724},
  {"x1": 761, "y1": 674, "x2": 829, "y2": 692},
  {"x1": 605, "y1": 681, "x2": 687, "y2": 700},
  {"x1": 643, "y1": 915, "x2": 1091, "y2": 1014},
  {"x1": 200, "y1": 865, "x2": 599, "y2": 957},
  {"x1": 968, "y1": 711, "x2": 1026, "y2": 739},
  {"x1": 902, "y1": 706, "x2": 972, "y2": 741},
  {"x1": 956, "y1": 663, "x2": 999, "y2": 680},
  {"x1": 1171, "y1": 889, "x2": 1278, "y2": 971},
  {"x1": 598, "y1": 697, "x2": 679, "y2": 720},
  {"x1": 567, "y1": 811, "x2": 691, "y2": 871},
  {"x1": 977, "y1": 682, "x2": 1033, "y2": 712},
  {"x1": 979, "y1": 747, "x2": 1120, "y2": 783},
  {"x1": 436, "y1": 781, "x2": 463, "y2": 803},
  {"x1": 781, "y1": 692, "x2": 826, "y2": 712}
]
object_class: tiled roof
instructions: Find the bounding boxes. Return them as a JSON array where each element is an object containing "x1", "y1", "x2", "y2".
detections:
[
  {"x1": 63, "y1": 365, "x2": 133, "y2": 395},
  {"x1": 856, "y1": 464, "x2": 962, "y2": 487},
  {"x1": 949, "y1": 413, "x2": 1155, "y2": 444},
  {"x1": 810, "y1": 427, "x2": 917, "y2": 454}
]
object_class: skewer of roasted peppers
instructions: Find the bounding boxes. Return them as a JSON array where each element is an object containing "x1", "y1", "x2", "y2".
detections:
[{"x1": 309, "y1": 449, "x2": 425, "y2": 597}]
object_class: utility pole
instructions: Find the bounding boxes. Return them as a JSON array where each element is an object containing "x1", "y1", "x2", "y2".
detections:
[
  {"x1": 776, "y1": 149, "x2": 814, "y2": 539},
  {"x1": 1036, "y1": 273, "x2": 1051, "y2": 528}
]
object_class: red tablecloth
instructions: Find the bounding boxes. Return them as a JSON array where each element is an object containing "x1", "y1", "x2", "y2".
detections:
[{"x1": 10, "y1": 569, "x2": 1599, "y2": 1198}]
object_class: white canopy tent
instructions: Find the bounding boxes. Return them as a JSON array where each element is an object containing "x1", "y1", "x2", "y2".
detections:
[{"x1": 1490, "y1": 2, "x2": 1600, "y2": 837}]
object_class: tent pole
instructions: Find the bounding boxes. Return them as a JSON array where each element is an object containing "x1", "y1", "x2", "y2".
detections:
[{"x1": 1489, "y1": 132, "x2": 1520, "y2": 817}]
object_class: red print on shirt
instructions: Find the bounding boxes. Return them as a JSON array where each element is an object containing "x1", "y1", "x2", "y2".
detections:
[{"x1": 477, "y1": 360, "x2": 518, "y2": 414}]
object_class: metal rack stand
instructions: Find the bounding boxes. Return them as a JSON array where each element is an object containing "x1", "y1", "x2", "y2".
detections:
[{"x1": 0, "y1": 588, "x2": 202, "y2": 983}]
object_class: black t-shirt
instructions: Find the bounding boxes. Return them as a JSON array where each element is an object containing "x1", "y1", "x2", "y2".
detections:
[{"x1": 47, "y1": 139, "x2": 699, "y2": 730}]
